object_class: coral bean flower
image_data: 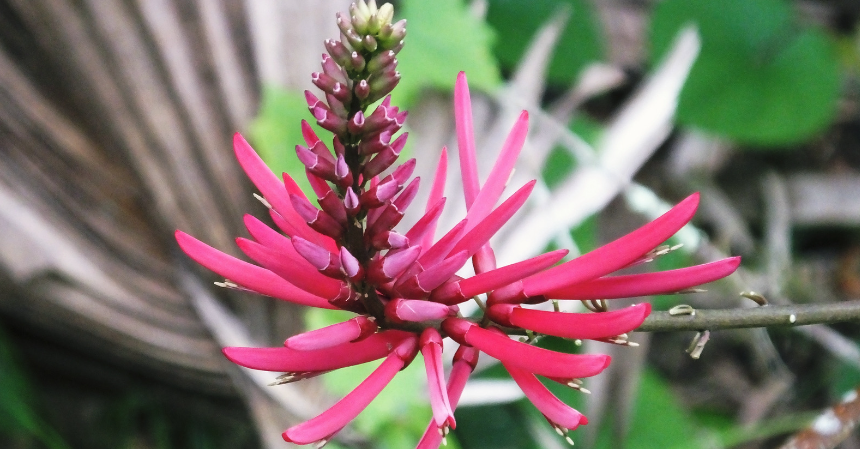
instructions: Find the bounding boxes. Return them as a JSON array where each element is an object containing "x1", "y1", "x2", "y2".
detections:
[{"x1": 175, "y1": 1, "x2": 739, "y2": 446}]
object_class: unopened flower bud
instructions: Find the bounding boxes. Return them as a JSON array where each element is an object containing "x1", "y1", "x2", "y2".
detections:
[
  {"x1": 336, "y1": 13, "x2": 355, "y2": 37},
  {"x1": 350, "y1": 6, "x2": 370, "y2": 35},
  {"x1": 363, "y1": 34, "x2": 378, "y2": 52},
  {"x1": 377, "y1": 3, "x2": 394, "y2": 27},
  {"x1": 344, "y1": 187, "x2": 360, "y2": 216},
  {"x1": 350, "y1": 51, "x2": 366, "y2": 72},
  {"x1": 339, "y1": 247, "x2": 364, "y2": 281},
  {"x1": 320, "y1": 54, "x2": 348, "y2": 85},
  {"x1": 324, "y1": 39, "x2": 352, "y2": 67},
  {"x1": 367, "y1": 70, "x2": 401, "y2": 103},
  {"x1": 355, "y1": 79, "x2": 371, "y2": 100},
  {"x1": 367, "y1": 50, "x2": 397, "y2": 74}
]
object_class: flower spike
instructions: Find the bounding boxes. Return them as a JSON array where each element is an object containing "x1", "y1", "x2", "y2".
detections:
[{"x1": 175, "y1": 5, "x2": 740, "y2": 446}]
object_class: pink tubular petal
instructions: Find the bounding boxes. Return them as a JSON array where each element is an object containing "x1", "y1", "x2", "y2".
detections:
[
  {"x1": 463, "y1": 110, "x2": 529, "y2": 232},
  {"x1": 546, "y1": 257, "x2": 741, "y2": 300},
  {"x1": 422, "y1": 148, "x2": 448, "y2": 250},
  {"x1": 502, "y1": 303, "x2": 651, "y2": 340},
  {"x1": 454, "y1": 72, "x2": 480, "y2": 207},
  {"x1": 504, "y1": 362, "x2": 586, "y2": 431},
  {"x1": 236, "y1": 237, "x2": 343, "y2": 300},
  {"x1": 441, "y1": 318, "x2": 610, "y2": 379},
  {"x1": 224, "y1": 330, "x2": 411, "y2": 372},
  {"x1": 339, "y1": 247, "x2": 364, "y2": 280},
  {"x1": 386, "y1": 298, "x2": 453, "y2": 322},
  {"x1": 175, "y1": 231, "x2": 335, "y2": 309},
  {"x1": 417, "y1": 345, "x2": 479, "y2": 449},
  {"x1": 432, "y1": 249, "x2": 568, "y2": 304},
  {"x1": 406, "y1": 198, "x2": 446, "y2": 249},
  {"x1": 233, "y1": 133, "x2": 327, "y2": 246},
  {"x1": 284, "y1": 316, "x2": 378, "y2": 351},
  {"x1": 523, "y1": 193, "x2": 701, "y2": 296},
  {"x1": 292, "y1": 236, "x2": 340, "y2": 275},
  {"x1": 396, "y1": 250, "x2": 469, "y2": 298},
  {"x1": 420, "y1": 329, "x2": 455, "y2": 430},
  {"x1": 416, "y1": 251, "x2": 470, "y2": 292},
  {"x1": 282, "y1": 337, "x2": 417, "y2": 445},
  {"x1": 367, "y1": 245, "x2": 422, "y2": 284},
  {"x1": 447, "y1": 180, "x2": 536, "y2": 259},
  {"x1": 472, "y1": 244, "x2": 498, "y2": 275},
  {"x1": 416, "y1": 220, "x2": 468, "y2": 268},
  {"x1": 244, "y1": 214, "x2": 339, "y2": 276}
]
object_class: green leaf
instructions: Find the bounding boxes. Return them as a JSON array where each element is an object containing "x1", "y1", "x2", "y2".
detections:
[
  {"x1": 486, "y1": 0, "x2": 604, "y2": 84},
  {"x1": 248, "y1": 86, "x2": 321, "y2": 197},
  {"x1": 650, "y1": 0, "x2": 840, "y2": 146},
  {"x1": 395, "y1": 0, "x2": 501, "y2": 106},
  {"x1": 592, "y1": 369, "x2": 714, "y2": 449},
  {"x1": 0, "y1": 325, "x2": 71, "y2": 449}
]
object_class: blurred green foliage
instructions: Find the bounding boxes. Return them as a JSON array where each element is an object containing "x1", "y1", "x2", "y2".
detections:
[
  {"x1": 650, "y1": 0, "x2": 841, "y2": 146},
  {"x1": 248, "y1": 87, "x2": 320, "y2": 198},
  {"x1": 394, "y1": 0, "x2": 501, "y2": 106},
  {"x1": 485, "y1": 0, "x2": 603, "y2": 85}
]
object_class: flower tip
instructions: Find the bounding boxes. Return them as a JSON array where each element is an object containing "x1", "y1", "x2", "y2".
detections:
[
  {"x1": 727, "y1": 255, "x2": 742, "y2": 269},
  {"x1": 221, "y1": 347, "x2": 241, "y2": 365},
  {"x1": 420, "y1": 327, "x2": 443, "y2": 347},
  {"x1": 441, "y1": 318, "x2": 472, "y2": 344},
  {"x1": 684, "y1": 191, "x2": 701, "y2": 210}
]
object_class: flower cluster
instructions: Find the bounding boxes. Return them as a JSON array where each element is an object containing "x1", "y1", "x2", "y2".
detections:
[{"x1": 175, "y1": 1, "x2": 740, "y2": 447}]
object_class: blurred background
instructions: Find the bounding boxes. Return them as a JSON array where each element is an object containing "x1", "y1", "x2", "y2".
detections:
[{"x1": 1, "y1": 0, "x2": 860, "y2": 448}]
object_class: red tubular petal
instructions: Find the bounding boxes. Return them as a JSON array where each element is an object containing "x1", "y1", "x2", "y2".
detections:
[
  {"x1": 224, "y1": 330, "x2": 411, "y2": 372},
  {"x1": 504, "y1": 362, "x2": 586, "y2": 431},
  {"x1": 420, "y1": 329, "x2": 455, "y2": 430},
  {"x1": 417, "y1": 344, "x2": 479, "y2": 449},
  {"x1": 292, "y1": 236, "x2": 342, "y2": 278},
  {"x1": 405, "y1": 198, "x2": 446, "y2": 249},
  {"x1": 546, "y1": 257, "x2": 741, "y2": 300},
  {"x1": 301, "y1": 119, "x2": 321, "y2": 147},
  {"x1": 442, "y1": 319, "x2": 610, "y2": 379},
  {"x1": 396, "y1": 250, "x2": 469, "y2": 298},
  {"x1": 236, "y1": 238, "x2": 343, "y2": 299},
  {"x1": 447, "y1": 180, "x2": 536, "y2": 259},
  {"x1": 416, "y1": 251, "x2": 470, "y2": 293},
  {"x1": 244, "y1": 213, "x2": 341, "y2": 273},
  {"x1": 416, "y1": 220, "x2": 467, "y2": 269},
  {"x1": 421, "y1": 148, "x2": 448, "y2": 250},
  {"x1": 305, "y1": 170, "x2": 331, "y2": 198},
  {"x1": 360, "y1": 179, "x2": 399, "y2": 208},
  {"x1": 318, "y1": 190, "x2": 348, "y2": 224},
  {"x1": 504, "y1": 303, "x2": 651, "y2": 340},
  {"x1": 284, "y1": 316, "x2": 378, "y2": 350},
  {"x1": 388, "y1": 158, "x2": 416, "y2": 186},
  {"x1": 454, "y1": 72, "x2": 479, "y2": 207},
  {"x1": 463, "y1": 110, "x2": 529, "y2": 231},
  {"x1": 432, "y1": 249, "x2": 568, "y2": 304},
  {"x1": 233, "y1": 133, "x2": 327, "y2": 246},
  {"x1": 282, "y1": 337, "x2": 417, "y2": 445},
  {"x1": 367, "y1": 246, "x2": 422, "y2": 284},
  {"x1": 523, "y1": 193, "x2": 701, "y2": 296},
  {"x1": 175, "y1": 231, "x2": 335, "y2": 309}
]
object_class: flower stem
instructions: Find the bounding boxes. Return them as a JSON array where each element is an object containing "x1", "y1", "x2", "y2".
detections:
[{"x1": 635, "y1": 300, "x2": 860, "y2": 332}]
